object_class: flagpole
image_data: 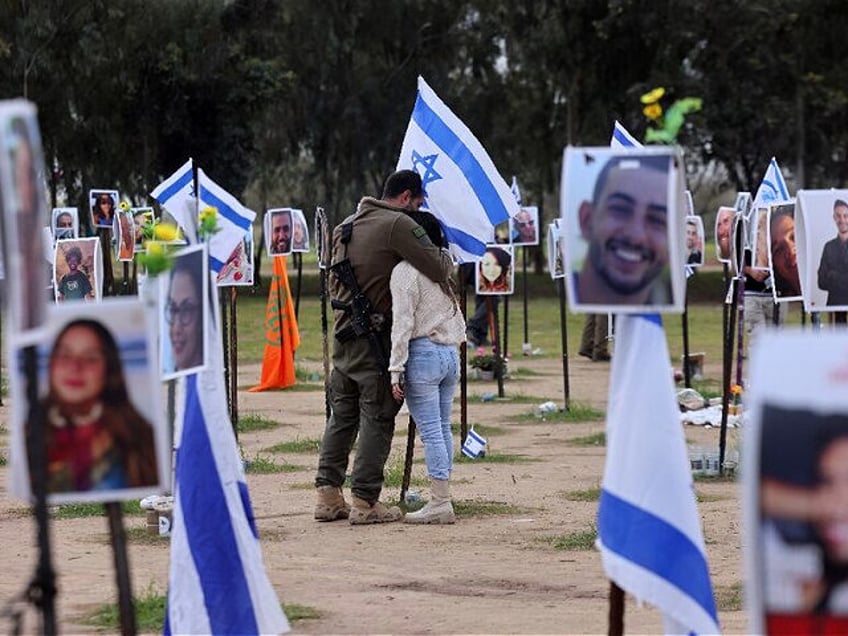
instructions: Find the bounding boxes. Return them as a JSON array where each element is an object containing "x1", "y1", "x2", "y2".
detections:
[
  {"x1": 719, "y1": 277, "x2": 738, "y2": 473},
  {"x1": 293, "y1": 252, "x2": 303, "y2": 321},
  {"x1": 608, "y1": 581, "x2": 625, "y2": 636},
  {"x1": 682, "y1": 283, "x2": 692, "y2": 388},
  {"x1": 105, "y1": 502, "x2": 136, "y2": 636},
  {"x1": 557, "y1": 277, "x2": 571, "y2": 410},
  {"x1": 735, "y1": 273, "x2": 746, "y2": 387},
  {"x1": 503, "y1": 295, "x2": 509, "y2": 359},
  {"x1": 460, "y1": 279, "x2": 468, "y2": 445},
  {"x1": 316, "y1": 209, "x2": 331, "y2": 421},
  {"x1": 220, "y1": 287, "x2": 232, "y2": 425},
  {"x1": 229, "y1": 287, "x2": 239, "y2": 431}
]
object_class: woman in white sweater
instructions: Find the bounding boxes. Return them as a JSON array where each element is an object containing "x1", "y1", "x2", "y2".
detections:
[{"x1": 389, "y1": 211, "x2": 465, "y2": 524}]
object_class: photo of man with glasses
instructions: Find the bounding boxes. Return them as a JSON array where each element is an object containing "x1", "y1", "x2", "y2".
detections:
[{"x1": 511, "y1": 207, "x2": 539, "y2": 246}]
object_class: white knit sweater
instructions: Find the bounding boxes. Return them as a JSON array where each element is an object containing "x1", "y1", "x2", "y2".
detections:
[{"x1": 388, "y1": 261, "x2": 466, "y2": 384}]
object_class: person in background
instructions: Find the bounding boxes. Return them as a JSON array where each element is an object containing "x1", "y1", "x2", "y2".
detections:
[
  {"x1": 313, "y1": 169, "x2": 453, "y2": 525},
  {"x1": 817, "y1": 199, "x2": 848, "y2": 309},
  {"x1": 578, "y1": 314, "x2": 611, "y2": 362},
  {"x1": 389, "y1": 210, "x2": 464, "y2": 524}
]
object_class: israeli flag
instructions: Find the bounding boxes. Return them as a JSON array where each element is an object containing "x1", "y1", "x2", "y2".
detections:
[
  {"x1": 598, "y1": 315, "x2": 718, "y2": 635},
  {"x1": 460, "y1": 428, "x2": 487, "y2": 459},
  {"x1": 165, "y1": 310, "x2": 289, "y2": 635},
  {"x1": 396, "y1": 76, "x2": 518, "y2": 262},
  {"x1": 150, "y1": 158, "x2": 196, "y2": 235},
  {"x1": 752, "y1": 156, "x2": 790, "y2": 208},
  {"x1": 511, "y1": 175, "x2": 522, "y2": 205},
  {"x1": 611, "y1": 120, "x2": 643, "y2": 149},
  {"x1": 197, "y1": 169, "x2": 257, "y2": 274}
]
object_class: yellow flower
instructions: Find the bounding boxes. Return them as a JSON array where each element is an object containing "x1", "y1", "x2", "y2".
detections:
[
  {"x1": 640, "y1": 87, "x2": 665, "y2": 104},
  {"x1": 119, "y1": 201, "x2": 130, "y2": 212},
  {"x1": 145, "y1": 241, "x2": 164, "y2": 255},
  {"x1": 199, "y1": 206, "x2": 217, "y2": 224},
  {"x1": 154, "y1": 223, "x2": 179, "y2": 241},
  {"x1": 643, "y1": 103, "x2": 663, "y2": 121},
  {"x1": 730, "y1": 384, "x2": 743, "y2": 396}
]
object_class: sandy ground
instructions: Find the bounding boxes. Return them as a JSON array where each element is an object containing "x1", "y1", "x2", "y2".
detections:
[{"x1": 0, "y1": 353, "x2": 747, "y2": 635}]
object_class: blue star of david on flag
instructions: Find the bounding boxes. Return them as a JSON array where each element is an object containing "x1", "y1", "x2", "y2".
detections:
[{"x1": 411, "y1": 150, "x2": 442, "y2": 193}]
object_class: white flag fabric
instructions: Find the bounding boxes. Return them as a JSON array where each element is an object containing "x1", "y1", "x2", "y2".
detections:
[
  {"x1": 597, "y1": 314, "x2": 719, "y2": 635},
  {"x1": 510, "y1": 175, "x2": 522, "y2": 205},
  {"x1": 197, "y1": 169, "x2": 257, "y2": 274},
  {"x1": 150, "y1": 159, "x2": 195, "y2": 237},
  {"x1": 752, "y1": 156, "x2": 790, "y2": 208},
  {"x1": 165, "y1": 304, "x2": 289, "y2": 635},
  {"x1": 396, "y1": 76, "x2": 517, "y2": 262}
]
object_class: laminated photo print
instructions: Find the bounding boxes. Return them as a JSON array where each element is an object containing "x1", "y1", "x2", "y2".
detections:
[
  {"x1": 290, "y1": 208, "x2": 310, "y2": 253},
  {"x1": 315, "y1": 207, "x2": 330, "y2": 270},
  {"x1": 7, "y1": 298, "x2": 168, "y2": 504},
  {"x1": 89, "y1": 189, "x2": 119, "y2": 229},
  {"x1": 0, "y1": 100, "x2": 48, "y2": 334},
  {"x1": 743, "y1": 330, "x2": 848, "y2": 634},
  {"x1": 217, "y1": 229, "x2": 254, "y2": 287},
  {"x1": 493, "y1": 218, "x2": 510, "y2": 244},
  {"x1": 476, "y1": 244, "x2": 514, "y2": 295},
  {"x1": 113, "y1": 208, "x2": 135, "y2": 262},
  {"x1": 767, "y1": 201, "x2": 803, "y2": 303},
  {"x1": 547, "y1": 220, "x2": 565, "y2": 280},
  {"x1": 160, "y1": 243, "x2": 209, "y2": 380},
  {"x1": 511, "y1": 206, "x2": 540, "y2": 246},
  {"x1": 560, "y1": 145, "x2": 685, "y2": 314},
  {"x1": 54, "y1": 237, "x2": 101, "y2": 303},
  {"x1": 266, "y1": 207, "x2": 294, "y2": 257},
  {"x1": 52, "y1": 207, "x2": 78, "y2": 241},
  {"x1": 132, "y1": 207, "x2": 155, "y2": 252},
  {"x1": 685, "y1": 215, "x2": 705, "y2": 267},
  {"x1": 715, "y1": 206, "x2": 735, "y2": 263},
  {"x1": 795, "y1": 189, "x2": 848, "y2": 313},
  {"x1": 752, "y1": 207, "x2": 771, "y2": 271},
  {"x1": 731, "y1": 210, "x2": 748, "y2": 277}
]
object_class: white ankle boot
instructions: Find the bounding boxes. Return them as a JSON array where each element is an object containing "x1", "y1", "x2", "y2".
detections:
[{"x1": 404, "y1": 478, "x2": 455, "y2": 524}]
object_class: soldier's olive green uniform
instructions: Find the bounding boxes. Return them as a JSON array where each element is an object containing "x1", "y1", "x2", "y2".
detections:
[{"x1": 315, "y1": 197, "x2": 453, "y2": 503}]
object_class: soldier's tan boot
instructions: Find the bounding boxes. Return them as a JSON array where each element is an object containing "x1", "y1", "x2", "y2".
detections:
[
  {"x1": 348, "y1": 495, "x2": 402, "y2": 525},
  {"x1": 314, "y1": 485, "x2": 350, "y2": 521},
  {"x1": 403, "y1": 478, "x2": 455, "y2": 524}
]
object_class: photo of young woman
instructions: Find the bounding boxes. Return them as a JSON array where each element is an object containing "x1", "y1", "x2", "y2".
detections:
[
  {"x1": 161, "y1": 244, "x2": 208, "y2": 379},
  {"x1": 476, "y1": 245, "x2": 513, "y2": 295}
]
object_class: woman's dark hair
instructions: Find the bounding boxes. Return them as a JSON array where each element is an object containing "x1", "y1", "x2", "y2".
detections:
[
  {"x1": 95, "y1": 193, "x2": 114, "y2": 207},
  {"x1": 407, "y1": 210, "x2": 446, "y2": 248},
  {"x1": 487, "y1": 246, "x2": 512, "y2": 270},
  {"x1": 64, "y1": 245, "x2": 82, "y2": 263},
  {"x1": 48, "y1": 319, "x2": 128, "y2": 406}
]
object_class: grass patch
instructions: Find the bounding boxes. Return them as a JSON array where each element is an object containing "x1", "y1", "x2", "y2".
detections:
[
  {"x1": 0, "y1": 453, "x2": 7, "y2": 466},
  {"x1": 284, "y1": 603, "x2": 322, "y2": 622},
  {"x1": 508, "y1": 366, "x2": 544, "y2": 377},
  {"x1": 245, "y1": 456, "x2": 304, "y2": 474},
  {"x1": 566, "y1": 432, "x2": 606, "y2": 447},
  {"x1": 52, "y1": 500, "x2": 144, "y2": 520},
  {"x1": 689, "y1": 378, "x2": 723, "y2": 400},
  {"x1": 380, "y1": 457, "x2": 429, "y2": 489},
  {"x1": 515, "y1": 402, "x2": 605, "y2": 423},
  {"x1": 237, "y1": 414, "x2": 283, "y2": 433},
  {"x1": 83, "y1": 584, "x2": 166, "y2": 632},
  {"x1": 715, "y1": 581, "x2": 744, "y2": 611},
  {"x1": 454, "y1": 451, "x2": 537, "y2": 464},
  {"x1": 561, "y1": 486, "x2": 601, "y2": 502},
  {"x1": 696, "y1": 492, "x2": 727, "y2": 503},
  {"x1": 549, "y1": 527, "x2": 598, "y2": 551},
  {"x1": 124, "y1": 526, "x2": 171, "y2": 545},
  {"x1": 467, "y1": 392, "x2": 551, "y2": 405},
  {"x1": 453, "y1": 500, "x2": 528, "y2": 517},
  {"x1": 264, "y1": 437, "x2": 322, "y2": 454},
  {"x1": 449, "y1": 423, "x2": 508, "y2": 437},
  {"x1": 692, "y1": 471, "x2": 737, "y2": 483}
]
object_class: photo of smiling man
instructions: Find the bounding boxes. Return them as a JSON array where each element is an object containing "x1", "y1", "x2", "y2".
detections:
[{"x1": 561, "y1": 147, "x2": 682, "y2": 313}]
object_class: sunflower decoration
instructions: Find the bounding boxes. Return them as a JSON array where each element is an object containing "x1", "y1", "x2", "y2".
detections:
[
  {"x1": 640, "y1": 86, "x2": 703, "y2": 144},
  {"x1": 137, "y1": 239, "x2": 175, "y2": 277},
  {"x1": 197, "y1": 205, "x2": 220, "y2": 240}
]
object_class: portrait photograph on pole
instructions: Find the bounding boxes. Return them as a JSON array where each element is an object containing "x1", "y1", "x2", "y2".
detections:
[
  {"x1": 89, "y1": 189, "x2": 119, "y2": 229},
  {"x1": 511, "y1": 206, "x2": 540, "y2": 246},
  {"x1": 795, "y1": 189, "x2": 848, "y2": 313},
  {"x1": 751, "y1": 207, "x2": 771, "y2": 271},
  {"x1": 476, "y1": 244, "x2": 514, "y2": 295},
  {"x1": 0, "y1": 100, "x2": 48, "y2": 335},
  {"x1": 743, "y1": 330, "x2": 848, "y2": 634},
  {"x1": 715, "y1": 205, "x2": 734, "y2": 264},
  {"x1": 767, "y1": 201, "x2": 803, "y2": 303},
  {"x1": 547, "y1": 220, "x2": 565, "y2": 279},
  {"x1": 290, "y1": 208, "x2": 310, "y2": 253},
  {"x1": 7, "y1": 299, "x2": 168, "y2": 504},
  {"x1": 51, "y1": 208, "x2": 78, "y2": 241},
  {"x1": 160, "y1": 243, "x2": 209, "y2": 380},
  {"x1": 685, "y1": 215, "x2": 704, "y2": 267},
  {"x1": 560, "y1": 145, "x2": 685, "y2": 313},
  {"x1": 266, "y1": 207, "x2": 294, "y2": 257},
  {"x1": 53, "y1": 237, "x2": 101, "y2": 303},
  {"x1": 132, "y1": 207, "x2": 154, "y2": 252},
  {"x1": 113, "y1": 208, "x2": 135, "y2": 262}
]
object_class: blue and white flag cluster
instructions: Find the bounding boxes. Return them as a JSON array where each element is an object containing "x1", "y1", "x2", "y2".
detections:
[
  {"x1": 150, "y1": 158, "x2": 197, "y2": 242},
  {"x1": 165, "y1": 310, "x2": 289, "y2": 635},
  {"x1": 598, "y1": 120, "x2": 719, "y2": 634},
  {"x1": 752, "y1": 156, "x2": 790, "y2": 208},
  {"x1": 197, "y1": 169, "x2": 256, "y2": 274},
  {"x1": 396, "y1": 76, "x2": 517, "y2": 262}
]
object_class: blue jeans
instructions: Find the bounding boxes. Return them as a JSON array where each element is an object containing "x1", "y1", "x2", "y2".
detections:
[{"x1": 404, "y1": 338, "x2": 459, "y2": 481}]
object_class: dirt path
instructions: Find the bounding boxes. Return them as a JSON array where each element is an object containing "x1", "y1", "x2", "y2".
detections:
[{"x1": 0, "y1": 354, "x2": 746, "y2": 634}]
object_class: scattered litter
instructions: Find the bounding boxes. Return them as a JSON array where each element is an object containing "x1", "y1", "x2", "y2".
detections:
[
  {"x1": 677, "y1": 387, "x2": 709, "y2": 411},
  {"x1": 481, "y1": 392, "x2": 495, "y2": 402},
  {"x1": 680, "y1": 404, "x2": 744, "y2": 428},
  {"x1": 404, "y1": 490, "x2": 422, "y2": 504}
]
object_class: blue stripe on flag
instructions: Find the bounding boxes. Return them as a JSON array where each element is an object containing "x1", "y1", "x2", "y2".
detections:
[
  {"x1": 238, "y1": 481, "x2": 259, "y2": 539},
  {"x1": 199, "y1": 185, "x2": 252, "y2": 232},
  {"x1": 157, "y1": 166, "x2": 193, "y2": 204},
  {"x1": 209, "y1": 254, "x2": 225, "y2": 273},
  {"x1": 180, "y1": 375, "x2": 259, "y2": 635},
  {"x1": 612, "y1": 126, "x2": 635, "y2": 148},
  {"x1": 412, "y1": 95, "x2": 509, "y2": 226},
  {"x1": 442, "y1": 224, "x2": 486, "y2": 258},
  {"x1": 771, "y1": 158, "x2": 789, "y2": 199},
  {"x1": 598, "y1": 488, "x2": 717, "y2": 622}
]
